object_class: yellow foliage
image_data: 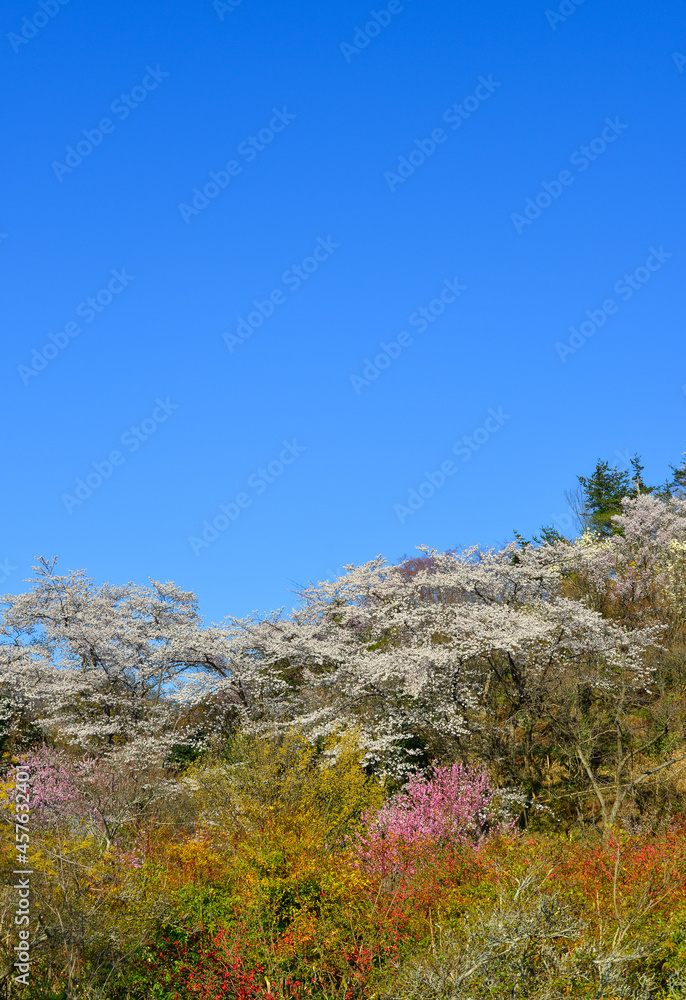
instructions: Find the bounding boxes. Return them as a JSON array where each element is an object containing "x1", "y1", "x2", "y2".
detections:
[
  {"x1": 184, "y1": 728, "x2": 385, "y2": 844},
  {"x1": 164, "y1": 833, "x2": 225, "y2": 884}
]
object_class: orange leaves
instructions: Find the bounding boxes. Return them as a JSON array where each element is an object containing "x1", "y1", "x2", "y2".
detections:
[
  {"x1": 563, "y1": 830, "x2": 686, "y2": 935},
  {"x1": 88, "y1": 822, "x2": 686, "y2": 999}
]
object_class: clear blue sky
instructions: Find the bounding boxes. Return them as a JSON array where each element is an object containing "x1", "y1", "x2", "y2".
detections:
[{"x1": 2, "y1": 0, "x2": 685, "y2": 623}]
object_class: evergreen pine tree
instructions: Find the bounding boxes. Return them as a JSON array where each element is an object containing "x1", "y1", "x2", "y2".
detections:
[
  {"x1": 577, "y1": 459, "x2": 631, "y2": 537},
  {"x1": 668, "y1": 452, "x2": 686, "y2": 496}
]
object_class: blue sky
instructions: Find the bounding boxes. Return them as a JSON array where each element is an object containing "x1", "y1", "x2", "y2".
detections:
[{"x1": 2, "y1": 0, "x2": 685, "y2": 623}]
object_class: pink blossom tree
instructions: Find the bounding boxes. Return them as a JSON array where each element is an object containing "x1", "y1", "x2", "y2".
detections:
[
  {"x1": 355, "y1": 762, "x2": 505, "y2": 875},
  {"x1": 11, "y1": 743, "x2": 177, "y2": 849}
]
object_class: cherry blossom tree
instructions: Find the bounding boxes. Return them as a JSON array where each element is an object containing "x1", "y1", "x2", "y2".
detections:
[
  {"x1": 0, "y1": 558, "x2": 241, "y2": 757},
  {"x1": 548, "y1": 494, "x2": 686, "y2": 827},
  {"x1": 223, "y1": 542, "x2": 663, "y2": 812},
  {"x1": 3, "y1": 500, "x2": 685, "y2": 831},
  {"x1": 566, "y1": 493, "x2": 686, "y2": 631}
]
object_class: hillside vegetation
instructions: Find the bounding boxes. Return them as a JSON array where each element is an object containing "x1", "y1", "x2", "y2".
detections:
[{"x1": 2, "y1": 456, "x2": 686, "y2": 999}]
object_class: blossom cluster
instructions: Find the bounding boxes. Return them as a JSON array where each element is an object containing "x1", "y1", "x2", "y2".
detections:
[{"x1": 1, "y1": 495, "x2": 685, "y2": 777}]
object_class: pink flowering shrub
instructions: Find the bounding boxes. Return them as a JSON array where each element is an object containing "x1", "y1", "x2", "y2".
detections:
[
  {"x1": 14, "y1": 743, "x2": 175, "y2": 846},
  {"x1": 16, "y1": 745, "x2": 98, "y2": 823},
  {"x1": 356, "y1": 763, "x2": 506, "y2": 876}
]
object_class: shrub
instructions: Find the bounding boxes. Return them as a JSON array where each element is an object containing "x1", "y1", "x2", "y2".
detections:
[
  {"x1": 355, "y1": 763, "x2": 507, "y2": 876},
  {"x1": 184, "y1": 728, "x2": 385, "y2": 845}
]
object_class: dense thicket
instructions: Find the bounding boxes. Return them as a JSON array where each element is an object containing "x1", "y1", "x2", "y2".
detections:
[{"x1": 2, "y1": 455, "x2": 686, "y2": 998}]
